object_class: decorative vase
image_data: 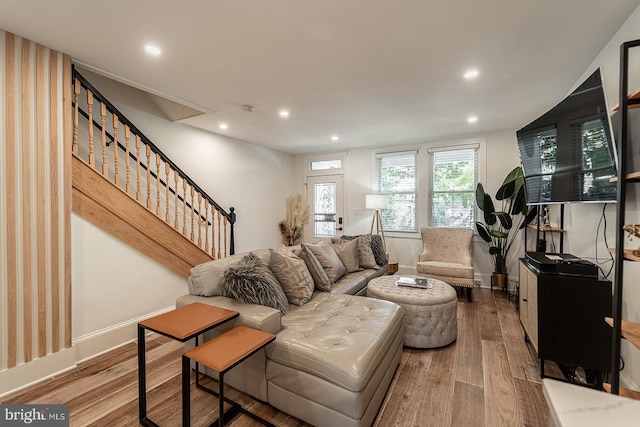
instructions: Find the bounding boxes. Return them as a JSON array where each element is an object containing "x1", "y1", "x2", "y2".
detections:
[{"x1": 493, "y1": 273, "x2": 509, "y2": 289}]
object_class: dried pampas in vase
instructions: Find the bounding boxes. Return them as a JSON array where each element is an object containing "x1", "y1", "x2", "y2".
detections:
[{"x1": 278, "y1": 194, "x2": 311, "y2": 246}]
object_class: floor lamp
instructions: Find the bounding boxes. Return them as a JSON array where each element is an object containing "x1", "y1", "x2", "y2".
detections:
[{"x1": 366, "y1": 194, "x2": 388, "y2": 251}]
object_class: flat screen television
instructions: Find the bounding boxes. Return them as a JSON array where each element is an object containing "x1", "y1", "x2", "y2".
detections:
[{"x1": 516, "y1": 68, "x2": 618, "y2": 205}]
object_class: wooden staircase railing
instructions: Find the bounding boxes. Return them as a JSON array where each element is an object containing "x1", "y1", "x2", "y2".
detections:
[{"x1": 71, "y1": 68, "x2": 235, "y2": 275}]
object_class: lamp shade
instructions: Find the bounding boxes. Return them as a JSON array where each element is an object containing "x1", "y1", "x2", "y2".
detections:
[{"x1": 366, "y1": 194, "x2": 389, "y2": 210}]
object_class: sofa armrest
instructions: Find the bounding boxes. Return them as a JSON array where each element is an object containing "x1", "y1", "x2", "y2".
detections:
[{"x1": 176, "y1": 294, "x2": 282, "y2": 334}]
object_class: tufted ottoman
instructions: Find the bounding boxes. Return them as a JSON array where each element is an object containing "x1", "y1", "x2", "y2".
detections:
[{"x1": 367, "y1": 275, "x2": 457, "y2": 348}]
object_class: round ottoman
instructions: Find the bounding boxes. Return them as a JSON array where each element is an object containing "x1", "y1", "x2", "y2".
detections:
[{"x1": 367, "y1": 275, "x2": 457, "y2": 348}]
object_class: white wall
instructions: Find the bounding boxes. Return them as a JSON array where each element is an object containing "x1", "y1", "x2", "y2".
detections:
[
  {"x1": 70, "y1": 70, "x2": 295, "y2": 363},
  {"x1": 293, "y1": 129, "x2": 524, "y2": 287}
]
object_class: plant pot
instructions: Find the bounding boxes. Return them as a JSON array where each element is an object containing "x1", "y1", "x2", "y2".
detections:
[{"x1": 492, "y1": 272, "x2": 509, "y2": 289}]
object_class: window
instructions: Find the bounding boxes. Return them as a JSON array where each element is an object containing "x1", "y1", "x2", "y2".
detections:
[
  {"x1": 376, "y1": 151, "x2": 417, "y2": 232},
  {"x1": 428, "y1": 146, "x2": 478, "y2": 228}
]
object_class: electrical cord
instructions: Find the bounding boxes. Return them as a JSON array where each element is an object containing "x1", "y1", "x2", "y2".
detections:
[{"x1": 595, "y1": 203, "x2": 615, "y2": 279}]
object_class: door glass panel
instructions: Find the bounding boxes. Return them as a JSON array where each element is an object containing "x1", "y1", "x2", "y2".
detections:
[{"x1": 314, "y1": 183, "x2": 336, "y2": 237}]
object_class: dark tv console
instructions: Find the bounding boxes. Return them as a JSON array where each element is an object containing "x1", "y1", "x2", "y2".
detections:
[{"x1": 519, "y1": 259, "x2": 612, "y2": 381}]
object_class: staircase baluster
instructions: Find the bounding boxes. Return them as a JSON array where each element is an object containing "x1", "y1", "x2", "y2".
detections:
[
  {"x1": 211, "y1": 206, "x2": 218, "y2": 258},
  {"x1": 223, "y1": 216, "x2": 228, "y2": 257},
  {"x1": 146, "y1": 145, "x2": 151, "y2": 209},
  {"x1": 165, "y1": 162, "x2": 170, "y2": 223},
  {"x1": 155, "y1": 153, "x2": 161, "y2": 215},
  {"x1": 113, "y1": 114, "x2": 119, "y2": 186},
  {"x1": 197, "y1": 193, "x2": 202, "y2": 247},
  {"x1": 72, "y1": 79, "x2": 80, "y2": 155},
  {"x1": 101, "y1": 103, "x2": 107, "y2": 176},
  {"x1": 190, "y1": 186, "x2": 195, "y2": 242},
  {"x1": 174, "y1": 170, "x2": 179, "y2": 229},
  {"x1": 125, "y1": 126, "x2": 131, "y2": 195},
  {"x1": 135, "y1": 136, "x2": 141, "y2": 202},
  {"x1": 204, "y1": 203, "x2": 210, "y2": 255},
  {"x1": 182, "y1": 179, "x2": 187, "y2": 236},
  {"x1": 217, "y1": 211, "x2": 222, "y2": 259},
  {"x1": 87, "y1": 91, "x2": 94, "y2": 167}
]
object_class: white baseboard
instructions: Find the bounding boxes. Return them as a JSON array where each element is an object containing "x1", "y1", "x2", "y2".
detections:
[
  {"x1": 73, "y1": 305, "x2": 175, "y2": 363},
  {"x1": 0, "y1": 348, "x2": 76, "y2": 397},
  {"x1": 0, "y1": 306, "x2": 177, "y2": 398}
]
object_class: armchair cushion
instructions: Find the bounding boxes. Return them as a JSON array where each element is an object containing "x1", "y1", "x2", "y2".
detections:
[{"x1": 418, "y1": 227, "x2": 473, "y2": 266}]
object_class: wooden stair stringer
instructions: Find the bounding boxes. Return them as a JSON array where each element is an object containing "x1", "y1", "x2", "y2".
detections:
[{"x1": 72, "y1": 155, "x2": 212, "y2": 278}]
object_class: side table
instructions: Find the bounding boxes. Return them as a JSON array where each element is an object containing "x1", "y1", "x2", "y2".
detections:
[
  {"x1": 138, "y1": 302, "x2": 238, "y2": 426},
  {"x1": 182, "y1": 325, "x2": 276, "y2": 427}
]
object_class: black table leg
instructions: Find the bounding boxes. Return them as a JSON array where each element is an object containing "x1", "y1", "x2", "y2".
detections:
[
  {"x1": 138, "y1": 324, "x2": 146, "y2": 423},
  {"x1": 182, "y1": 355, "x2": 191, "y2": 427}
]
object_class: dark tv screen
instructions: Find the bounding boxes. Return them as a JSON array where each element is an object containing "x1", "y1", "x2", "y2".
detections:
[{"x1": 516, "y1": 68, "x2": 618, "y2": 205}]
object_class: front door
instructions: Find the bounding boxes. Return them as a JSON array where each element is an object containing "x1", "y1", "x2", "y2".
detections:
[{"x1": 306, "y1": 175, "x2": 344, "y2": 240}]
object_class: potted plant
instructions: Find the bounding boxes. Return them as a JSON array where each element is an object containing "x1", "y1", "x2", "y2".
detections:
[{"x1": 475, "y1": 166, "x2": 537, "y2": 288}]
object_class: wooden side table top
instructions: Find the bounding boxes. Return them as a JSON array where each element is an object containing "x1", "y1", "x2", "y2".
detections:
[
  {"x1": 185, "y1": 325, "x2": 275, "y2": 373},
  {"x1": 139, "y1": 302, "x2": 238, "y2": 341}
]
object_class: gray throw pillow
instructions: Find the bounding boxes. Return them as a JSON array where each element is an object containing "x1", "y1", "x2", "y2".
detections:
[
  {"x1": 222, "y1": 252, "x2": 289, "y2": 313},
  {"x1": 269, "y1": 247, "x2": 314, "y2": 306},
  {"x1": 299, "y1": 246, "x2": 332, "y2": 291},
  {"x1": 370, "y1": 234, "x2": 388, "y2": 266},
  {"x1": 302, "y1": 240, "x2": 347, "y2": 284},
  {"x1": 330, "y1": 238, "x2": 361, "y2": 273}
]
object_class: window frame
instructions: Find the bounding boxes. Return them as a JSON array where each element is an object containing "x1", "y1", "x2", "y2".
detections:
[
  {"x1": 374, "y1": 150, "x2": 418, "y2": 233},
  {"x1": 427, "y1": 144, "x2": 480, "y2": 229}
]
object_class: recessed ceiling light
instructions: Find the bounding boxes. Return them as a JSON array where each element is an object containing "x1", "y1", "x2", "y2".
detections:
[
  {"x1": 219, "y1": 123, "x2": 228, "y2": 130},
  {"x1": 279, "y1": 110, "x2": 290, "y2": 118},
  {"x1": 144, "y1": 44, "x2": 162, "y2": 56},
  {"x1": 467, "y1": 116, "x2": 478, "y2": 123},
  {"x1": 331, "y1": 135, "x2": 339, "y2": 142},
  {"x1": 463, "y1": 69, "x2": 479, "y2": 80}
]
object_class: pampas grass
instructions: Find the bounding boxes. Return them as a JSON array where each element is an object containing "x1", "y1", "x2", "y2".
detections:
[{"x1": 278, "y1": 194, "x2": 311, "y2": 246}]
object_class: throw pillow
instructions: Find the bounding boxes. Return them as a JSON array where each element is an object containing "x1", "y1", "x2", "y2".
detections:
[
  {"x1": 299, "y1": 245, "x2": 332, "y2": 291},
  {"x1": 302, "y1": 240, "x2": 347, "y2": 284},
  {"x1": 269, "y1": 247, "x2": 314, "y2": 306},
  {"x1": 341, "y1": 234, "x2": 383, "y2": 269},
  {"x1": 370, "y1": 234, "x2": 388, "y2": 266},
  {"x1": 330, "y1": 238, "x2": 360, "y2": 273},
  {"x1": 188, "y1": 252, "x2": 245, "y2": 296},
  {"x1": 222, "y1": 252, "x2": 289, "y2": 313}
]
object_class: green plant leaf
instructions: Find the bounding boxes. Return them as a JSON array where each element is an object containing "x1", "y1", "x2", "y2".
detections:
[
  {"x1": 490, "y1": 229, "x2": 509, "y2": 239},
  {"x1": 483, "y1": 194, "x2": 496, "y2": 225},
  {"x1": 475, "y1": 222, "x2": 491, "y2": 242},
  {"x1": 496, "y1": 179, "x2": 516, "y2": 200},
  {"x1": 495, "y1": 212, "x2": 513, "y2": 230},
  {"x1": 519, "y1": 206, "x2": 538, "y2": 229},
  {"x1": 476, "y1": 183, "x2": 486, "y2": 211},
  {"x1": 511, "y1": 186, "x2": 527, "y2": 215}
]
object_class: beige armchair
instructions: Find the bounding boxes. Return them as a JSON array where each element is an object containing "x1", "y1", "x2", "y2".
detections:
[{"x1": 416, "y1": 227, "x2": 475, "y2": 301}]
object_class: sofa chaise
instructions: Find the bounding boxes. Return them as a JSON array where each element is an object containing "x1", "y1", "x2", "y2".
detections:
[{"x1": 175, "y1": 235, "x2": 404, "y2": 426}]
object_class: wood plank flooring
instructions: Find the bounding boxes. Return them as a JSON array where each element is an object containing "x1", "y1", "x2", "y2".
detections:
[{"x1": 1, "y1": 288, "x2": 554, "y2": 426}]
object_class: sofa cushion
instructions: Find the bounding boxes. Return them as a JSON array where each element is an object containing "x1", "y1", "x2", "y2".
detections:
[
  {"x1": 267, "y1": 293, "x2": 404, "y2": 392},
  {"x1": 330, "y1": 238, "x2": 360, "y2": 273},
  {"x1": 188, "y1": 249, "x2": 271, "y2": 297},
  {"x1": 299, "y1": 247, "x2": 332, "y2": 291},
  {"x1": 302, "y1": 240, "x2": 346, "y2": 287},
  {"x1": 222, "y1": 253, "x2": 289, "y2": 313},
  {"x1": 269, "y1": 246, "x2": 314, "y2": 306}
]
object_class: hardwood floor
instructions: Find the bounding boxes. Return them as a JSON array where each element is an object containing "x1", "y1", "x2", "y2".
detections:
[{"x1": 1, "y1": 288, "x2": 556, "y2": 426}]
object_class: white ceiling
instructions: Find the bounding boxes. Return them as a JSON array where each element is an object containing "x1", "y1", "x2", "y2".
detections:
[{"x1": 1, "y1": 0, "x2": 639, "y2": 154}]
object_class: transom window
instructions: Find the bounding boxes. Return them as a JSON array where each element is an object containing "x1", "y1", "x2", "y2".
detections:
[{"x1": 428, "y1": 146, "x2": 478, "y2": 228}]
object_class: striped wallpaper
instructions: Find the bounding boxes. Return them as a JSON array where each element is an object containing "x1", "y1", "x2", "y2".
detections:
[{"x1": 0, "y1": 31, "x2": 71, "y2": 371}]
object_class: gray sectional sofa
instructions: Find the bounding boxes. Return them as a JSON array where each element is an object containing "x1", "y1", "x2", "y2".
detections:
[{"x1": 176, "y1": 236, "x2": 404, "y2": 427}]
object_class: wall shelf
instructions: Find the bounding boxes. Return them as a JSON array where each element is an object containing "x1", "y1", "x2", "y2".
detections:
[
  {"x1": 527, "y1": 224, "x2": 565, "y2": 233},
  {"x1": 608, "y1": 248, "x2": 640, "y2": 262}
]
